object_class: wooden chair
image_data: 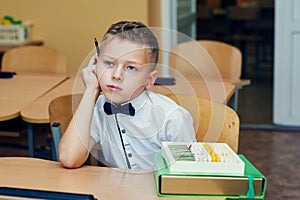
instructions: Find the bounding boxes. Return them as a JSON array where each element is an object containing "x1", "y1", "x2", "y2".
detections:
[
  {"x1": 197, "y1": 40, "x2": 242, "y2": 83},
  {"x1": 49, "y1": 93, "x2": 102, "y2": 165},
  {"x1": 1, "y1": 46, "x2": 67, "y2": 73},
  {"x1": 48, "y1": 94, "x2": 82, "y2": 161},
  {"x1": 169, "y1": 40, "x2": 221, "y2": 81},
  {"x1": 169, "y1": 40, "x2": 248, "y2": 110},
  {"x1": 197, "y1": 40, "x2": 251, "y2": 110},
  {"x1": 1, "y1": 45, "x2": 67, "y2": 157},
  {"x1": 167, "y1": 94, "x2": 240, "y2": 153}
]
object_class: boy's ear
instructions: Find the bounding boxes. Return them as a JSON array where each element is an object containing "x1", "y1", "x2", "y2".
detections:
[{"x1": 146, "y1": 70, "x2": 158, "y2": 90}]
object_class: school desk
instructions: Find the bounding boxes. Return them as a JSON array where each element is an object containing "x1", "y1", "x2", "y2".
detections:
[
  {"x1": 20, "y1": 76, "x2": 84, "y2": 124},
  {"x1": 0, "y1": 73, "x2": 67, "y2": 121},
  {"x1": 0, "y1": 157, "x2": 225, "y2": 200},
  {"x1": 151, "y1": 78, "x2": 235, "y2": 104},
  {"x1": 19, "y1": 77, "x2": 84, "y2": 158},
  {"x1": 0, "y1": 73, "x2": 68, "y2": 157}
]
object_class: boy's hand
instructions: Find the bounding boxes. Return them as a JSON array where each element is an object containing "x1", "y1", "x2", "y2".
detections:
[{"x1": 81, "y1": 54, "x2": 101, "y2": 92}]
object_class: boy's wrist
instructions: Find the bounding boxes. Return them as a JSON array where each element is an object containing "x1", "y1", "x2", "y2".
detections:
[{"x1": 84, "y1": 86, "x2": 100, "y2": 98}]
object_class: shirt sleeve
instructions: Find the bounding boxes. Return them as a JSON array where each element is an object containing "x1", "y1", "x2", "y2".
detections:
[
  {"x1": 90, "y1": 95, "x2": 105, "y2": 144},
  {"x1": 90, "y1": 106, "x2": 101, "y2": 144}
]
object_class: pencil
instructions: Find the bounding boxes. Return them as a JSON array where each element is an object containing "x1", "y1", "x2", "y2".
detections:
[{"x1": 94, "y1": 37, "x2": 100, "y2": 56}]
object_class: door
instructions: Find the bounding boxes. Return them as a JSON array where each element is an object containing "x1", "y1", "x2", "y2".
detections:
[
  {"x1": 175, "y1": 0, "x2": 197, "y2": 43},
  {"x1": 273, "y1": 0, "x2": 300, "y2": 126},
  {"x1": 160, "y1": 0, "x2": 196, "y2": 74}
]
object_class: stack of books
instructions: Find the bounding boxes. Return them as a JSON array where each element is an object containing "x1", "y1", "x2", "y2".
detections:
[{"x1": 155, "y1": 142, "x2": 267, "y2": 199}]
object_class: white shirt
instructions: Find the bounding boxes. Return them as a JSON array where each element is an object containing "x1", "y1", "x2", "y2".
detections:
[{"x1": 90, "y1": 90, "x2": 196, "y2": 170}]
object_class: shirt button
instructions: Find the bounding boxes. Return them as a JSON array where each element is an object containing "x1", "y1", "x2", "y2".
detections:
[{"x1": 121, "y1": 129, "x2": 126, "y2": 133}]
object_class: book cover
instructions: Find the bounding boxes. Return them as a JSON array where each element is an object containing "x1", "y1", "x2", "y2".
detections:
[{"x1": 155, "y1": 153, "x2": 267, "y2": 199}]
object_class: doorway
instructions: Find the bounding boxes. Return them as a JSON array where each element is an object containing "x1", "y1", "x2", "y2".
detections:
[
  {"x1": 195, "y1": 0, "x2": 275, "y2": 126},
  {"x1": 164, "y1": 0, "x2": 275, "y2": 126}
]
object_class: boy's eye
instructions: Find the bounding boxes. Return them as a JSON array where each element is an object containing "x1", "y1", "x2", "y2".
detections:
[
  {"x1": 104, "y1": 61, "x2": 114, "y2": 67},
  {"x1": 127, "y1": 65, "x2": 137, "y2": 71}
]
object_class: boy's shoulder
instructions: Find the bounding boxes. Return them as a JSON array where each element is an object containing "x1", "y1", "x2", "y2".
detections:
[
  {"x1": 146, "y1": 90, "x2": 181, "y2": 108},
  {"x1": 146, "y1": 90, "x2": 192, "y2": 119}
]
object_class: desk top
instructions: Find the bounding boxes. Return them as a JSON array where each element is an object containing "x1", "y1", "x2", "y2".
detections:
[
  {"x1": 0, "y1": 40, "x2": 44, "y2": 53},
  {"x1": 0, "y1": 157, "x2": 224, "y2": 200},
  {"x1": 152, "y1": 78, "x2": 235, "y2": 104},
  {"x1": 0, "y1": 73, "x2": 67, "y2": 121},
  {"x1": 21, "y1": 76, "x2": 84, "y2": 124}
]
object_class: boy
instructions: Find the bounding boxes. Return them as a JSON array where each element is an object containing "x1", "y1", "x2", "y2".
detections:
[{"x1": 59, "y1": 21, "x2": 196, "y2": 170}]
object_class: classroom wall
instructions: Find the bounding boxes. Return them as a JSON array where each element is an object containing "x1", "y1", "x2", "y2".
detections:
[
  {"x1": 148, "y1": 0, "x2": 162, "y2": 27},
  {"x1": 0, "y1": 0, "x2": 149, "y2": 74}
]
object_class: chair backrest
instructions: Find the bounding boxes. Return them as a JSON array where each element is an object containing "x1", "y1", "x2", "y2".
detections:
[
  {"x1": 2, "y1": 46, "x2": 67, "y2": 73},
  {"x1": 169, "y1": 40, "x2": 222, "y2": 81},
  {"x1": 49, "y1": 94, "x2": 82, "y2": 161},
  {"x1": 197, "y1": 40, "x2": 242, "y2": 83},
  {"x1": 167, "y1": 94, "x2": 240, "y2": 153},
  {"x1": 169, "y1": 40, "x2": 250, "y2": 87}
]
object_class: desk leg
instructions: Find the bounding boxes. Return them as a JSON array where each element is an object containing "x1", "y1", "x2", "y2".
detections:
[
  {"x1": 27, "y1": 123, "x2": 35, "y2": 157},
  {"x1": 240, "y1": 41, "x2": 247, "y2": 79},
  {"x1": 228, "y1": 86, "x2": 241, "y2": 112}
]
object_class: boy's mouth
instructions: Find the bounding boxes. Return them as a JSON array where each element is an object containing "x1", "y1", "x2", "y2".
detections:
[{"x1": 106, "y1": 85, "x2": 122, "y2": 92}]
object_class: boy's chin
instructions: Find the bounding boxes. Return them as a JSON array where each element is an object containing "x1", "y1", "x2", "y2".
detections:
[
  {"x1": 103, "y1": 94, "x2": 130, "y2": 104},
  {"x1": 103, "y1": 89, "x2": 145, "y2": 104}
]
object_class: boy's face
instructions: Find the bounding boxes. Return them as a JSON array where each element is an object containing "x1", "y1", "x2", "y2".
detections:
[{"x1": 96, "y1": 38, "x2": 157, "y2": 104}]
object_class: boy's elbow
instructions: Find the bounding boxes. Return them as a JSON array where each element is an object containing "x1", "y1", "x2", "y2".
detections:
[{"x1": 59, "y1": 152, "x2": 83, "y2": 169}]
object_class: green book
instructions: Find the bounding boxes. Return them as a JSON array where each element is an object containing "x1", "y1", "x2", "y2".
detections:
[{"x1": 155, "y1": 153, "x2": 267, "y2": 199}]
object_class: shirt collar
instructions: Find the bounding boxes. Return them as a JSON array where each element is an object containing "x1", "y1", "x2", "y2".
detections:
[
  {"x1": 102, "y1": 90, "x2": 148, "y2": 113},
  {"x1": 129, "y1": 90, "x2": 148, "y2": 112}
]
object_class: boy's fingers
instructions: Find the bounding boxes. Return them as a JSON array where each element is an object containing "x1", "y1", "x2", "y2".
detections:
[
  {"x1": 94, "y1": 53, "x2": 99, "y2": 64},
  {"x1": 88, "y1": 54, "x2": 98, "y2": 66}
]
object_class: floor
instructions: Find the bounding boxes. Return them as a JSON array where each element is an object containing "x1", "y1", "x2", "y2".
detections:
[
  {"x1": 238, "y1": 70, "x2": 273, "y2": 125},
  {"x1": 237, "y1": 38, "x2": 274, "y2": 125},
  {"x1": 239, "y1": 129, "x2": 300, "y2": 200}
]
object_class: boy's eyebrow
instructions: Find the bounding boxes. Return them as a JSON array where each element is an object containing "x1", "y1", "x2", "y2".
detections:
[
  {"x1": 126, "y1": 60, "x2": 144, "y2": 66},
  {"x1": 101, "y1": 54, "x2": 144, "y2": 66},
  {"x1": 101, "y1": 54, "x2": 115, "y2": 60}
]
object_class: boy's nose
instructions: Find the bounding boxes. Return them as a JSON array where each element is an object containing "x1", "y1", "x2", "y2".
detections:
[{"x1": 112, "y1": 65, "x2": 124, "y2": 81}]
